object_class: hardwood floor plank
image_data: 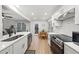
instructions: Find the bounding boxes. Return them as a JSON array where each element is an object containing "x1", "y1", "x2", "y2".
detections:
[{"x1": 28, "y1": 35, "x2": 52, "y2": 54}]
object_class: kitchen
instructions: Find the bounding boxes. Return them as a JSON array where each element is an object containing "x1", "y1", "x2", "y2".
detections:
[{"x1": 0, "y1": 5, "x2": 79, "y2": 54}]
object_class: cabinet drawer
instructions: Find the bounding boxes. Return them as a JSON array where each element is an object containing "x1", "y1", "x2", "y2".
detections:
[{"x1": 64, "y1": 44, "x2": 78, "y2": 54}]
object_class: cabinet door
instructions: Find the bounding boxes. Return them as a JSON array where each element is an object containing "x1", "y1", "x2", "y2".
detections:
[
  {"x1": 64, "y1": 44, "x2": 78, "y2": 54},
  {"x1": 0, "y1": 46, "x2": 13, "y2": 54},
  {"x1": 75, "y1": 6, "x2": 79, "y2": 24},
  {"x1": 0, "y1": 5, "x2": 2, "y2": 38},
  {"x1": 23, "y1": 36, "x2": 28, "y2": 52},
  {"x1": 13, "y1": 37, "x2": 27, "y2": 54},
  {"x1": 54, "y1": 20, "x2": 62, "y2": 27},
  {"x1": 13, "y1": 40, "x2": 25, "y2": 54}
]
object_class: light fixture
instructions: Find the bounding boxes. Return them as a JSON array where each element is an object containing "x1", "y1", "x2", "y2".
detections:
[
  {"x1": 15, "y1": 5, "x2": 20, "y2": 8},
  {"x1": 44, "y1": 12, "x2": 47, "y2": 15},
  {"x1": 32, "y1": 12, "x2": 34, "y2": 15}
]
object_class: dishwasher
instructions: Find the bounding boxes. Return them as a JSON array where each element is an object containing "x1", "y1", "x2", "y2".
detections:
[{"x1": 27, "y1": 33, "x2": 32, "y2": 49}]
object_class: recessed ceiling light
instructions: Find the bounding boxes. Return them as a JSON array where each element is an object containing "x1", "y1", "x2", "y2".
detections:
[
  {"x1": 44, "y1": 12, "x2": 47, "y2": 15},
  {"x1": 32, "y1": 12, "x2": 34, "y2": 15},
  {"x1": 15, "y1": 5, "x2": 20, "y2": 8}
]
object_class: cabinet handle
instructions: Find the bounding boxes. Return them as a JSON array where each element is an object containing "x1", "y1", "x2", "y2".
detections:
[{"x1": 5, "y1": 52, "x2": 8, "y2": 54}]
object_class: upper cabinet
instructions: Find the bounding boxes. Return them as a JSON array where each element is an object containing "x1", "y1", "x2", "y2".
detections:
[
  {"x1": 75, "y1": 6, "x2": 79, "y2": 24},
  {"x1": 53, "y1": 20, "x2": 62, "y2": 27},
  {"x1": 49, "y1": 5, "x2": 75, "y2": 27},
  {"x1": 0, "y1": 5, "x2": 3, "y2": 38},
  {"x1": 54, "y1": 5, "x2": 75, "y2": 21},
  {"x1": 56, "y1": 8, "x2": 75, "y2": 21}
]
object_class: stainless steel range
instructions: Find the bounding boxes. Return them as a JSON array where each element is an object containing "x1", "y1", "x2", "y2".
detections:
[{"x1": 50, "y1": 34, "x2": 72, "y2": 54}]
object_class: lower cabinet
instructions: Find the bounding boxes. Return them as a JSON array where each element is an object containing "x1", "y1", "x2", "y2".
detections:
[
  {"x1": 13, "y1": 37, "x2": 27, "y2": 54},
  {"x1": 64, "y1": 44, "x2": 78, "y2": 54},
  {"x1": 0, "y1": 35, "x2": 28, "y2": 54},
  {"x1": 0, "y1": 46, "x2": 13, "y2": 54}
]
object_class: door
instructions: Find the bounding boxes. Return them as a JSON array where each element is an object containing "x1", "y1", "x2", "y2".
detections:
[{"x1": 35, "y1": 24, "x2": 39, "y2": 34}]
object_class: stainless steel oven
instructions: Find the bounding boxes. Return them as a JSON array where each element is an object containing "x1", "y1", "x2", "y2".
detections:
[
  {"x1": 50, "y1": 35, "x2": 64, "y2": 54},
  {"x1": 50, "y1": 34, "x2": 72, "y2": 54}
]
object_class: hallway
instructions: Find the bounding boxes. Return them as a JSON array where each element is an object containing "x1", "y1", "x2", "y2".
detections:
[{"x1": 28, "y1": 35, "x2": 52, "y2": 54}]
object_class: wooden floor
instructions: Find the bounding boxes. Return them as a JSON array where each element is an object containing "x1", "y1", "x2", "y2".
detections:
[{"x1": 28, "y1": 35, "x2": 52, "y2": 54}]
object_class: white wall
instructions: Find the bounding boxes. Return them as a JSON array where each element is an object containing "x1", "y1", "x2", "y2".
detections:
[
  {"x1": 53, "y1": 17, "x2": 79, "y2": 37},
  {"x1": 0, "y1": 5, "x2": 3, "y2": 39},
  {"x1": 3, "y1": 19, "x2": 17, "y2": 31},
  {"x1": 30, "y1": 20, "x2": 48, "y2": 35}
]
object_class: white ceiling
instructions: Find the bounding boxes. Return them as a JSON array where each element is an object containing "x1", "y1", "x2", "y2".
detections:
[
  {"x1": 2, "y1": 5, "x2": 27, "y2": 21},
  {"x1": 2, "y1": 5, "x2": 62, "y2": 21}
]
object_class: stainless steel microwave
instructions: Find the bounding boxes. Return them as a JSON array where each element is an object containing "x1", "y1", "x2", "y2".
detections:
[{"x1": 72, "y1": 32, "x2": 79, "y2": 42}]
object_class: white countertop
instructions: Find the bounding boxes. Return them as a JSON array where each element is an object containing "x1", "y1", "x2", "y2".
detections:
[
  {"x1": 64, "y1": 42, "x2": 79, "y2": 53},
  {"x1": 0, "y1": 32, "x2": 30, "y2": 52},
  {"x1": 48, "y1": 32, "x2": 60, "y2": 35}
]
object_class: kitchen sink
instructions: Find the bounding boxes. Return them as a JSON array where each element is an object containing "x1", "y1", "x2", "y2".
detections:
[{"x1": 2, "y1": 35, "x2": 23, "y2": 42}]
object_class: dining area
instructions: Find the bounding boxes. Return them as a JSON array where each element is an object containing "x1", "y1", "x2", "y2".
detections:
[{"x1": 38, "y1": 30, "x2": 48, "y2": 40}]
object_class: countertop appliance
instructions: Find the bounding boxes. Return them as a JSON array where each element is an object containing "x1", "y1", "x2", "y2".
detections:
[{"x1": 72, "y1": 32, "x2": 79, "y2": 42}]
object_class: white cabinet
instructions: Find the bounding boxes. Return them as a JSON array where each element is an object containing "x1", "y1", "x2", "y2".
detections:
[
  {"x1": 61, "y1": 5, "x2": 74, "y2": 13},
  {"x1": 0, "y1": 33, "x2": 29, "y2": 54},
  {"x1": 48, "y1": 20, "x2": 53, "y2": 32},
  {"x1": 54, "y1": 5, "x2": 74, "y2": 20},
  {"x1": 13, "y1": 37, "x2": 27, "y2": 54},
  {"x1": 23, "y1": 36, "x2": 28, "y2": 52},
  {"x1": 75, "y1": 6, "x2": 79, "y2": 24},
  {"x1": 0, "y1": 46, "x2": 13, "y2": 54},
  {"x1": 64, "y1": 44, "x2": 78, "y2": 54},
  {"x1": 51, "y1": 6, "x2": 74, "y2": 27},
  {"x1": 0, "y1": 5, "x2": 2, "y2": 10},
  {"x1": 0, "y1": 5, "x2": 3, "y2": 39},
  {"x1": 54, "y1": 20, "x2": 62, "y2": 27}
]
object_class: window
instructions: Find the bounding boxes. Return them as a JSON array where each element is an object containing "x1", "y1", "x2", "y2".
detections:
[{"x1": 17, "y1": 23, "x2": 26, "y2": 32}]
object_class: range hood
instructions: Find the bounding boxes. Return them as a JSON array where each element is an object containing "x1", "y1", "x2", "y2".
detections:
[{"x1": 55, "y1": 8, "x2": 75, "y2": 21}]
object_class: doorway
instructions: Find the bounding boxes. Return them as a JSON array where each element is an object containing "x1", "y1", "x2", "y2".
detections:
[{"x1": 35, "y1": 24, "x2": 39, "y2": 34}]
